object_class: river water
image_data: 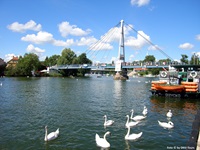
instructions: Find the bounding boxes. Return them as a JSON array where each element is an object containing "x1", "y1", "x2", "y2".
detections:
[{"x1": 0, "y1": 76, "x2": 199, "y2": 150}]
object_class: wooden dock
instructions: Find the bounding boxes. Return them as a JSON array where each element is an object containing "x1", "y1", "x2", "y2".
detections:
[{"x1": 188, "y1": 110, "x2": 200, "y2": 150}]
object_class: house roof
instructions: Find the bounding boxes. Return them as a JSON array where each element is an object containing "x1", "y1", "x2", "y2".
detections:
[
  {"x1": 7, "y1": 56, "x2": 18, "y2": 63},
  {"x1": 11, "y1": 56, "x2": 18, "y2": 61},
  {"x1": 134, "y1": 68, "x2": 148, "y2": 71}
]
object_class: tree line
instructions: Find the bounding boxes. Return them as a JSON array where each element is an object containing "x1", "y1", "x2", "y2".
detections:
[
  {"x1": 0, "y1": 48, "x2": 199, "y2": 77},
  {"x1": 2, "y1": 48, "x2": 92, "y2": 77}
]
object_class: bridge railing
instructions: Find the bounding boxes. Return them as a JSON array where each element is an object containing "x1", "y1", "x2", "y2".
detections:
[
  {"x1": 50, "y1": 64, "x2": 171, "y2": 70},
  {"x1": 50, "y1": 64, "x2": 92, "y2": 70}
]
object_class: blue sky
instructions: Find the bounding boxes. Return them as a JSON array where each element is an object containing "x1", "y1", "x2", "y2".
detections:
[{"x1": 0, "y1": 0, "x2": 200, "y2": 64}]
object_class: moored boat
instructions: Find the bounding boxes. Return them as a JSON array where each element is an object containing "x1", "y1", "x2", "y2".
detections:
[
  {"x1": 153, "y1": 84, "x2": 185, "y2": 92},
  {"x1": 150, "y1": 65, "x2": 200, "y2": 98}
]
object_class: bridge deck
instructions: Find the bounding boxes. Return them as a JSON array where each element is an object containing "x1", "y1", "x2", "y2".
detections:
[{"x1": 50, "y1": 64, "x2": 169, "y2": 70}]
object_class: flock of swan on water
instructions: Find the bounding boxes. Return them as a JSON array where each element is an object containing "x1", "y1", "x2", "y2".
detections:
[{"x1": 44, "y1": 106, "x2": 174, "y2": 149}]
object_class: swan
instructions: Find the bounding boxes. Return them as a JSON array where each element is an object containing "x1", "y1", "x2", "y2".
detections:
[
  {"x1": 166, "y1": 110, "x2": 173, "y2": 118},
  {"x1": 103, "y1": 115, "x2": 114, "y2": 127},
  {"x1": 95, "y1": 131, "x2": 111, "y2": 148},
  {"x1": 125, "y1": 126, "x2": 143, "y2": 140},
  {"x1": 125, "y1": 115, "x2": 139, "y2": 128},
  {"x1": 142, "y1": 106, "x2": 148, "y2": 116},
  {"x1": 44, "y1": 126, "x2": 59, "y2": 141},
  {"x1": 158, "y1": 121, "x2": 174, "y2": 129},
  {"x1": 130, "y1": 109, "x2": 146, "y2": 121}
]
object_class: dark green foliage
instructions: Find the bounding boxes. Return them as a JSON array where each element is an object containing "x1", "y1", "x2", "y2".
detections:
[
  {"x1": 57, "y1": 48, "x2": 76, "y2": 65},
  {"x1": 5, "y1": 53, "x2": 41, "y2": 77},
  {"x1": 180, "y1": 54, "x2": 189, "y2": 64},
  {"x1": 44, "y1": 55, "x2": 60, "y2": 66},
  {"x1": 0, "y1": 58, "x2": 6, "y2": 76}
]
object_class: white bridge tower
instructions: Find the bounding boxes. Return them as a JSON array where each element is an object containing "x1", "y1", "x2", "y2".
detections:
[{"x1": 114, "y1": 20, "x2": 129, "y2": 80}]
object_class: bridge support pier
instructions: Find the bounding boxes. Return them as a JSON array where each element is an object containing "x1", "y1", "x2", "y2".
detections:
[{"x1": 114, "y1": 69, "x2": 129, "y2": 80}]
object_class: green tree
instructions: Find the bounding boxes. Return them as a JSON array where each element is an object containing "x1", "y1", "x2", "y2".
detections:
[
  {"x1": 149, "y1": 68, "x2": 162, "y2": 75},
  {"x1": 74, "y1": 53, "x2": 92, "y2": 64},
  {"x1": 143, "y1": 55, "x2": 155, "y2": 65},
  {"x1": 57, "y1": 48, "x2": 76, "y2": 65},
  {"x1": 5, "y1": 65, "x2": 18, "y2": 76},
  {"x1": 16, "y1": 53, "x2": 40, "y2": 76},
  {"x1": 180, "y1": 54, "x2": 188, "y2": 64},
  {"x1": 158, "y1": 58, "x2": 171, "y2": 65},
  {"x1": 190, "y1": 53, "x2": 199, "y2": 65},
  {"x1": 0, "y1": 58, "x2": 6, "y2": 76},
  {"x1": 44, "y1": 55, "x2": 60, "y2": 66}
]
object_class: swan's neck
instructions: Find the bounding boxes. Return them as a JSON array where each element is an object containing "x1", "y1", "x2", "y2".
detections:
[
  {"x1": 130, "y1": 111, "x2": 133, "y2": 119},
  {"x1": 104, "y1": 116, "x2": 107, "y2": 123},
  {"x1": 103, "y1": 133, "x2": 108, "y2": 140},
  {"x1": 126, "y1": 127, "x2": 130, "y2": 137},
  {"x1": 126, "y1": 116, "x2": 129, "y2": 124},
  {"x1": 45, "y1": 127, "x2": 48, "y2": 141}
]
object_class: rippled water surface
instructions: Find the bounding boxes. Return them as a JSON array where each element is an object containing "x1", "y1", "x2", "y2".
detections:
[{"x1": 0, "y1": 76, "x2": 199, "y2": 150}]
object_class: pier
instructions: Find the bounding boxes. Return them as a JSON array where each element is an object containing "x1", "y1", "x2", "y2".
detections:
[{"x1": 188, "y1": 110, "x2": 200, "y2": 149}]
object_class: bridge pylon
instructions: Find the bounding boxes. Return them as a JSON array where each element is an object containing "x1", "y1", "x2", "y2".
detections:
[{"x1": 114, "y1": 20, "x2": 129, "y2": 80}]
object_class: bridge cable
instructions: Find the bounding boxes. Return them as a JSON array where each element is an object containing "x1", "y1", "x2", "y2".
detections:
[
  {"x1": 85, "y1": 22, "x2": 121, "y2": 61},
  {"x1": 124, "y1": 22, "x2": 174, "y2": 61},
  {"x1": 86, "y1": 23, "x2": 120, "y2": 56}
]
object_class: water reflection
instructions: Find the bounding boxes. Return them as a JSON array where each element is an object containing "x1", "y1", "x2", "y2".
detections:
[
  {"x1": 125, "y1": 140, "x2": 130, "y2": 150},
  {"x1": 150, "y1": 96, "x2": 199, "y2": 118},
  {"x1": 113, "y1": 80, "x2": 123, "y2": 100},
  {"x1": 1, "y1": 77, "x2": 199, "y2": 150}
]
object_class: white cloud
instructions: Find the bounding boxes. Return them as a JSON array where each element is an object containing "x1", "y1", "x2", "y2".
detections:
[
  {"x1": 101, "y1": 27, "x2": 121, "y2": 43},
  {"x1": 21, "y1": 31, "x2": 54, "y2": 44},
  {"x1": 7, "y1": 20, "x2": 42, "y2": 33},
  {"x1": 129, "y1": 54, "x2": 135, "y2": 61},
  {"x1": 19, "y1": 21, "x2": 151, "y2": 52},
  {"x1": 111, "y1": 57, "x2": 117, "y2": 63},
  {"x1": 87, "y1": 27, "x2": 120, "y2": 51},
  {"x1": 53, "y1": 39, "x2": 75, "y2": 47},
  {"x1": 26, "y1": 44, "x2": 45, "y2": 55},
  {"x1": 195, "y1": 34, "x2": 200, "y2": 41},
  {"x1": 21, "y1": 30, "x2": 96, "y2": 47},
  {"x1": 195, "y1": 52, "x2": 200, "y2": 57},
  {"x1": 179, "y1": 43, "x2": 194, "y2": 50},
  {"x1": 26, "y1": 44, "x2": 46, "y2": 61},
  {"x1": 77, "y1": 37, "x2": 97, "y2": 46},
  {"x1": 98, "y1": 26, "x2": 132, "y2": 44},
  {"x1": 125, "y1": 31, "x2": 150, "y2": 49},
  {"x1": 131, "y1": 0, "x2": 150, "y2": 7},
  {"x1": 87, "y1": 24, "x2": 150, "y2": 51},
  {"x1": 58, "y1": 21, "x2": 91, "y2": 37}
]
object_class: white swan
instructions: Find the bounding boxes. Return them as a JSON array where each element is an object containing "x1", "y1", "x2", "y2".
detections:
[
  {"x1": 158, "y1": 121, "x2": 174, "y2": 129},
  {"x1": 103, "y1": 115, "x2": 114, "y2": 127},
  {"x1": 125, "y1": 115, "x2": 139, "y2": 128},
  {"x1": 142, "y1": 106, "x2": 148, "y2": 116},
  {"x1": 125, "y1": 126, "x2": 143, "y2": 140},
  {"x1": 130, "y1": 109, "x2": 146, "y2": 121},
  {"x1": 166, "y1": 110, "x2": 173, "y2": 118},
  {"x1": 95, "y1": 131, "x2": 111, "y2": 148},
  {"x1": 44, "y1": 126, "x2": 59, "y2": 141}
]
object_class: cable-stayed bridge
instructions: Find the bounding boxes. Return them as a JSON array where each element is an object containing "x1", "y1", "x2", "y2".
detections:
[
  {"x1": 50, "y1": 63, "x2": 170, "y2": 71},
  {"x1": 49, "y1": 20, "x2": 173, "y2": 78}
]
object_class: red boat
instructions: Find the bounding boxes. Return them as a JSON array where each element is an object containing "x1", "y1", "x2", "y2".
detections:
[{"x1": 154, "y1": 84, "x2": 185, "y2": 92}]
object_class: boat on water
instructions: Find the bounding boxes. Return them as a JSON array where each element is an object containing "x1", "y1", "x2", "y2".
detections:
[
  {"x1": 150, "y1": 65, "x2": 200, "y2": 98},
  {"x1": 153, "y1": 84, "x2": 185, "y2": 92}
]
